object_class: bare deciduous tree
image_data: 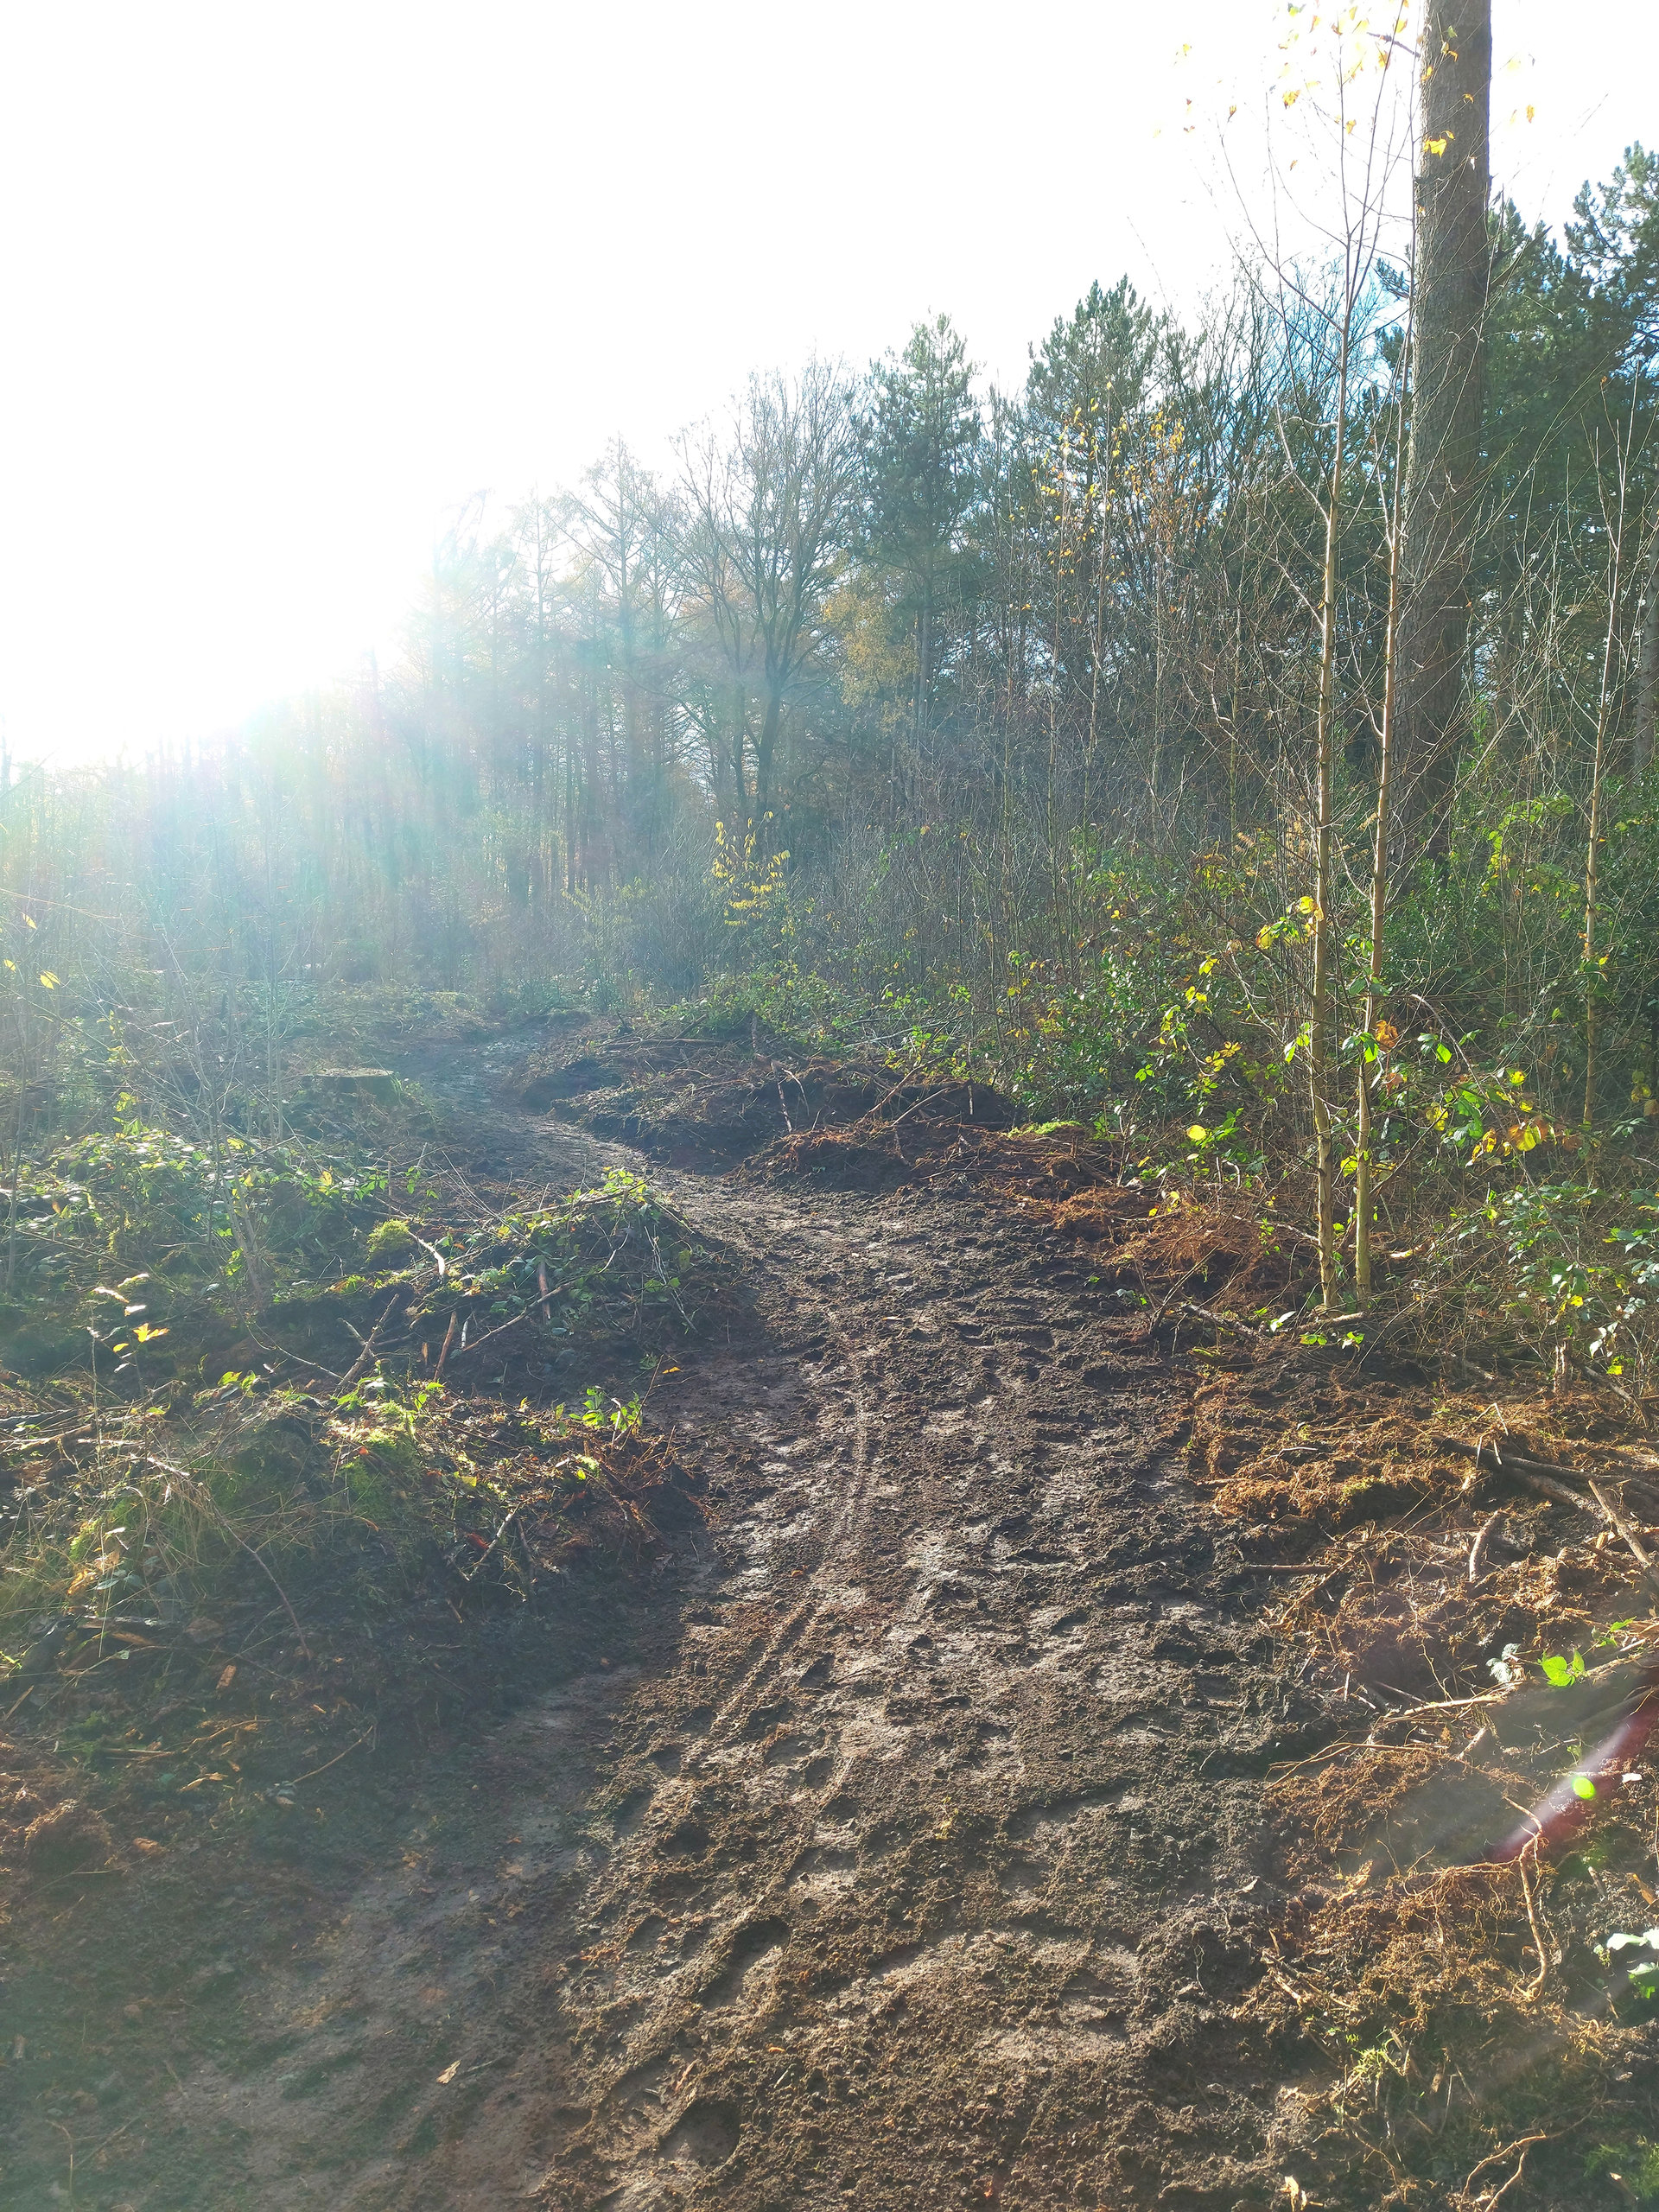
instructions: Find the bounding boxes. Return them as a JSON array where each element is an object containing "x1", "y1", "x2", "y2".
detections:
[{"x1": 676, "y1": 361, "x2": 858, "y2": 839}]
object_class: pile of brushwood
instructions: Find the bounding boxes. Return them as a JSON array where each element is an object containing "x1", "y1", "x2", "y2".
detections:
[{"x1": 0, "y1": 1073, "x2": 725, "y2": 1897}]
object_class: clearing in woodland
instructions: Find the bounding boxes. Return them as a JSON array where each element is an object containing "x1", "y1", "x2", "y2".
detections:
[{"x1": 3, "y1": 1014, "x2": 1657, "y2": 2211}]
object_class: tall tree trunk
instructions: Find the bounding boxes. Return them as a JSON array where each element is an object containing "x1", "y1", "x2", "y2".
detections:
[
  {"x1": 1310, "y1": 341, "x2": 1349, "y2": 1315},
  {"x1": 1584, "y1": 445, "x2": 1632, "y2": 1126},
  {"x1": 754, "y1": 684, "x2": 782, "y2": 842},
  {"x1": 1355, "y1": 403, "x2": 1408, "y2": 1307},
  {"x1": 914, "y1": 597, "x2": 932, "y2": 758},
  {"x1": 1394, "y1": 0, "x2": 1491, "y2": 868},
  {"x1": 1636, "y1": 523, "x2": 1659, "y2": 780}
]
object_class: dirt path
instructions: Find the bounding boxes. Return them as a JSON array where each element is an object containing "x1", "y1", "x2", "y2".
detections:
[
  {"x1": 8, "y1": 1056, "x2": 1318, "y2": 2210},
  {"x1": 504, "y1": 1171, "x2": 1300, "y2": 2212}
]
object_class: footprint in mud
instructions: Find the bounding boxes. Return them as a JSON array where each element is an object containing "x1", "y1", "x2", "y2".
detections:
[
  {"x1": 661, "y1": 2095, "x2": 741, "y2": 2169},
  {"x1": 1007, "y1": 1791, "x2": 1114, "y2": 1841},
  {"x1": 789, "y1": 1843, "x2": 858, "y2": 1899},
  {"x1": 999, "y1": 1854, "x2": 1052, "y2": 1897},
  {"x1": 700, "y1": 1916, "x2": 790, "y2": 2005},
  {"x1": 658, "y1": 1808, "x2": 711, "y2": 1856},
  {"x1": 610, "y1": 1789, "x2": 654, "y2": 1835},
  {"x1": 741, "y1": 1699, "x2": 797, "y2": 1741},
  {"x1": 760, "y1": 1728, "x2": 819, "y2": 1765},
  {"x1": 1062, "y1": 1952, "x2": 1141, "y2": 2019},
  {"x1": 966, "y1": 1719, "x2": 1016, "y2": 1771}
]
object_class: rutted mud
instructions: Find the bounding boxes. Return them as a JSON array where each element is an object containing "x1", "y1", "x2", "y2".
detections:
[
  {"x1": 3, "y1": 1043, "x2": 1325, "y2": 2209},
  {"x1": 385, "y1": 1044, "x2": 1310, "y2": 2209},
  {"x1": 518, "y1": 1180, "x2": 1299, "y2": 2212}
]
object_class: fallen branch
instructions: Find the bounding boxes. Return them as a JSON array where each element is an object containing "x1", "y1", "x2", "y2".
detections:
[
  {"x1": 1174, "y1": 1300, "x2": 1262, "y2": 1337},
  {"x1": 1587, "y1": 1476, "x2": 1659, "y2": 1597},
  {"x1": 447, "y1": 1311, "x2": 527, "y2": 1363},
  {"x1": 1433, "y1": 1434, "x2": 1596, "y2": 1491},
  {"x1": 1433, "y1": 1436, "x2": 1593, "y2": 1510},
  {"x1": 1434, "y1": 1436, "x2": 1659, "y2": 1599}
]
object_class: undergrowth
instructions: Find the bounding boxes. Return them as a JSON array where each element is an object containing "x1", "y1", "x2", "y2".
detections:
[{"x1": 0, "y1": 1055, "x2": 723, "y2": 1883}]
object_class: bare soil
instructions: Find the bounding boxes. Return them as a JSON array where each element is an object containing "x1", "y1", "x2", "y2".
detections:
[{"x1": 3, "y1": 1021, "x2": 1656, "y2": 2210}]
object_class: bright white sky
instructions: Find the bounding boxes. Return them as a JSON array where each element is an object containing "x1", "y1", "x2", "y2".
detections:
[{"x1": 0, "y1": 0, "x2": 1649, "y2": 766}]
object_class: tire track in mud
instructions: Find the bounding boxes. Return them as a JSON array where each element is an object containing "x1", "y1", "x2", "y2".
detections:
[
  {"x1": 517, "y1": 1176, "x2": 1312, "y2": 2212},
  {"x1": 143, "y1": 1050, "x2": 1318, "y2": 2212}
]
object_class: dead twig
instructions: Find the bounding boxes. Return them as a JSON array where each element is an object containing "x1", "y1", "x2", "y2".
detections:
[
  {"x1": 461, "y1": 1503, "x2": 523, "y2": 1585},
  {"x1": 1372, "y1": 1688, "x2": 1507, "y2": 1726},
  {"x1": 1515, "y1": 1839, "x2": 1551, "y2": 2004},
  {"x1": 411, "y1": 1231, "x2": 447, "y2": 1276},
  {"x1": 1436, "y1": 1437, "x2": 1659, "y2": 1599},
  {"x1": 292, "y1": 1726, "x2": 375, "y2": 1784},
  {"x1": 1456, "y1": 2130, "x2": 1550, "y2": 2209},
  {"x1": 339, "y1": 1293, "x2": 403, "y2": 1392},
  {"x1": 1468, "y1": 1511, "x2": 1501, "y2": 1585}
]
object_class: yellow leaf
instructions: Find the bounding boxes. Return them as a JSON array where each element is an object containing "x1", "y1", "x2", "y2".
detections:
[{"x1": 1424, "y1": 133, "x2": 1450, "y2": 156}]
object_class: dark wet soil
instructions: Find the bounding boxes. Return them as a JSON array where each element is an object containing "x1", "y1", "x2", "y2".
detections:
[{"x1": 1, "y1": 1031, "x2": 1332, "y2": 2209}]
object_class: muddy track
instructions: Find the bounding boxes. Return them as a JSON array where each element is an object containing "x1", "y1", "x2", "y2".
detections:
[
  {"x1": 364, "y1": 1048, "x2": 1307, "y2": 2211},
  {"x1": 523, "y1": 1181, "x2": 1306, "y2": 2211},
  {"x1": 18, "y1": 1051, "x2": 1322, "y2": 2210}
]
